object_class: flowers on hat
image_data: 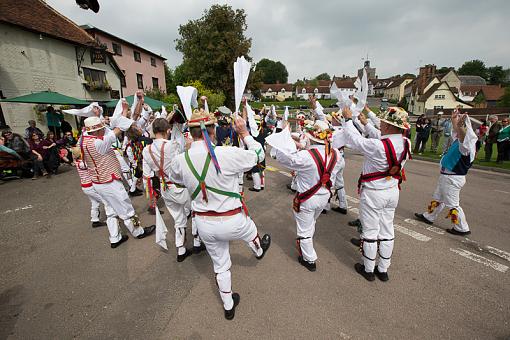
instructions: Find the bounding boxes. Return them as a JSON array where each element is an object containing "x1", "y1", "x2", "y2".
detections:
[
  {"x1": 304, "y1": 120, "x2": 333, "y2": 143},
  {"x1": 378, "y1": 107, "x2": 410, "y2": 129}
]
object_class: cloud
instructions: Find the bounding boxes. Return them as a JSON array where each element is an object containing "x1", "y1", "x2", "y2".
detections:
[{"x1": 48, "y1": 0, "x2": 510, "y2": 82}]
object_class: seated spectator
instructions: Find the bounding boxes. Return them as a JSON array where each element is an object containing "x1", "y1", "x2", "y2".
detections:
[
  {"x1": 24, "y1": 120, "x2": 44, "y2": 140},
  {"x1": 43, "y1": 131, "x2": 61, "y2": 173},
  {"x1": 1, "y1": 128, "x2": 31, "y2": 159},
  {"x1": 28, "y1": 132, "x2": 49, "y2": 179},
  {"x1": 0, "y1": 136, "x2": 22, "y2": 159},
  {"x1": 57, "y1": 131, "x2": 77, "y2": 165}
]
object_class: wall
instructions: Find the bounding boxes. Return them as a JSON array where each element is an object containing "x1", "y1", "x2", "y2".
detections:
[
  {"x1": 93, "y1": 32, "x2": 166, "y2": 96},
  {"x1": 79, "y1": 48, "x2": 122, "y2": 101},
  {"x1": 424, "y1": 83, "x2": 472, "y2": 111},
  {"x1": 441, "y1": 71, "x2": 461, "y2": 90},
  {"x1": 0, "y1": 23, "x2": 84, "y2": 134}
]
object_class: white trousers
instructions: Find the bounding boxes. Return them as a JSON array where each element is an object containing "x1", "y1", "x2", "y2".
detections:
[
  {"x1": 93, "y1": 180, "x2": 144, "y2": 242},
  {"x1": 423, "y1": 174, "x2": 469, "y2": 232},
  {"x1": 82, "y1": 186, "x2": 103, "y2": 222},
  {"x1": 196, "y1": 213, "x2": 262, "y2": 310},
  {"x1": 294, "y1": 193, "x2": 329, "y2": 263},
  {"x1": 333, "y1": 157, "x2": 347, "y2": 209},
  {"x1": 359, "y1": 186, "x2": 399, "y2": 273},
  {"x1": 161, "y1": 186, "x2": 201, "y2": 253}
]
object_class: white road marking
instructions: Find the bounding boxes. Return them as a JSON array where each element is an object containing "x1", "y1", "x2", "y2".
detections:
[
  {"x1": 394, "y1": 224, "x2": 431, "y2": 242},
  {"x1": 494, "y1": 189, "x2": 510, "y2": 194},
  {"x1": 2, "y1": 205, "x2": 33, "y2": 215},
  {"x1": 278, "y1": 171, "x2": 292, "y2": 177},
  {"x1": 349, "y1": 207, "x2": 359, "y2": 214},
  {"x1": 346, "y1": 195, "x2": 360, "y2": 204},
  {"x1": 485, "y1": 246, "x2": 510, "y2": 263},
  {"x1": 450, "y1": 248, "x2": 508, "y2": 273},
  {"x1": 403, "y1": 218, "x2": 445, "y2": 235}
]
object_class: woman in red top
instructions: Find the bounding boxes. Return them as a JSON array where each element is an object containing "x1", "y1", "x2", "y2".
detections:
[{"x1": 475, "y1": 120, "x2": 489, "y2": 153}]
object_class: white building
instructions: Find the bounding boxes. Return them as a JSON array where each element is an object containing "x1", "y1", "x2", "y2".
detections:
[{"x1": 0, "y1": 0, "x2": 123, "y2": 134}]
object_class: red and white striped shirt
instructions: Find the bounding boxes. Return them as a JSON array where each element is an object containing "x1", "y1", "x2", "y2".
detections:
[
  {"x1": 75, "y1": 160, "x2": 92, "y2": 188},
  {"x1": 82, "y1": 130, "x2": 122, "y2": 184}
]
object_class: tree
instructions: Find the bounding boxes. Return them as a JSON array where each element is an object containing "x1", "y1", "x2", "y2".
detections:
[
  {"x1": 315, "y1": 73, "x2": 331, "y2": 81},
  {"x1": 401, "y1": 73, "x2": 417, "y2": 79},
  {"x1": 437, "y1": 66, "x2": 453, "y2": 74},
  {"x1": 487, "y1": 66, "x2": 506, "y2": 85},
  {"x1": 184, "y1": 80, "x2": 226, "y2": 110},
  {"x1": 163, "y1": 62, "x2": 175, "y2": 93},
  {"x1": 255, "y1": 58, "x2": 288, "y2": 84},
  {"x1": 175, "y1": 4, "x2": 251, "y2": 107},
  {"x1": 458, "y1": 60, "x2": 487, "y2": 79},
  {"x1": 497, "y1": 87, "x2": 510, "y2": 107}
]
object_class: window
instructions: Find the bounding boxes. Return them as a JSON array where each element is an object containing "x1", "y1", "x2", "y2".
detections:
[
  {"x1": 434, "y1": 94, "x2": 445, "y2": 99},
  {"x1": 152, "y1": 77, "x2": 159, "y2": 89},
  {"x1": 133, "y1": 51, "x2": 141, "y2": 62},
  {"x1": 151, "y1": 57, "x2": 156, "y2": 67},
  {"x1": 112, "y1": 42, "x2": 122, "y2": 56},
  {"x1": 83, "y1": 67, "x2": 106, "y2": 85},
  {"x1": 136, "y1": 73, "x2": 144, "y2": 89},
  {"x1": 120, "y1": 70, "x2": 126, "y2": 87},
  {"x1": 281, "y1": 88, "x2": 286, "y2": 93},
  {"x1": 314, "y1": 88, "x2": 319, "y2": 94},
  {"x1": 433, "y1": 105, "x2": 444, "y2": 110},
  {"x1": 301, "y1": 88, "x2": 306, "y2": 94}
]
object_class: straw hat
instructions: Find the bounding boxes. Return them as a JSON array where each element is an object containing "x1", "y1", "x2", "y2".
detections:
[
  {"x1": 188, "y1": 109, "x2": 217, "y2": 128},
  {"x1": 84, "y1": 116, "x2": 105, "y2": 132},
  {"x1": 379, "y1": 107, "x2": 410, "y2": 130},
  {"x1": 71, "y1": 147, "x2": 81, "y2": 159},
  {"x1": 304, "y1": 120, "x2": 333, "y2": 144}
]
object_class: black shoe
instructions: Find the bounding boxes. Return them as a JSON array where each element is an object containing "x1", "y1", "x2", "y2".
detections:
[
  {"x1": 147, "y1": 206, "x2": 164, "y2": 215},
  {"x1": 298, "y1": 256, "x2": 316, "y2": 272},
  {"x1": 261, "y1": 187, "x2": 265, "y2": 191},
  {"x1": 446, "y1": 228, "x2": 471, "y2": 236},
  {"x1": 248, "y1": 187, "x2": 261, "y2": 192},
  {"x1": 350, "y1": 238, "x2": 361, "y2": 247},
  {"x1": 136, "y1": 225, "x2": 156, "y2": 239},
  {"x1": 224, "y1": 293, "x2": 240, "y2": 320},
  {"x1": 256, "y1": 234, "x2": 271, "y2": 260},
  {"x1": 177, "y1": 249, "x2": 192, "y2": 262},
  {"x1": 129, "y1": 188, "x2": 143, "y2": 197},
  {"x1": 286, "y1": 184, "x2": 296, "y2": 193},
  {"x1": 374, "y1": 267, "x2": 389, "y2": 282},
  {"x1": 91, "y1": 221, "x2": 106, "y2": 228},
  {"x1": 414, "y1": 213, "x2": 433, "y2": 225},
  {"x1": 193, "y1": 243, "x2": 206, "y2": 254},
  {"x1": 332, "y1": 207, "x2": 347, "y2": 214},
  {"x1": 348, "y1": 219, "x2": 361, "y2": 227},
  {"x1": 321, "y1": 209, "x2": 327, "y2": 214},
  {"x1": 354, "y1": 263, "x2": 375, "y2": 281},
  {"x1": 111, "y1": 235, "x2": 128, "y2": 248}
]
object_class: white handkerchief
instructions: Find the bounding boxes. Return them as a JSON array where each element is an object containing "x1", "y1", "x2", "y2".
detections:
[
  {"x1": 176, "y1": 86, "x2": 198, "y2": 120},
  {"x1": 331, "y1": 129, "x2": 347, "y2": 149},
  {"x1": 233, "y1": 56, "x2": 251, "y2": 113},
  {"x1": 283, "y1": 106, "x2": 289, "y2": 121},
  {"x1": 63, "y1": 102, "x2": 102, "y2": 117},
  {"x1": 266, "y1": 127, "x2": 297, "y2": 155},
  {"x1": 155, "y1": 208, "x2": 168, "y2": 250},
  {"x1": 246, "y1": 102, "x2": 259, "y2": 137}
]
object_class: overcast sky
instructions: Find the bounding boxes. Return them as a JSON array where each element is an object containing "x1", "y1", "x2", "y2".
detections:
[{"x1": 48, "y1": 0, "x2": 510, "y2": 82}]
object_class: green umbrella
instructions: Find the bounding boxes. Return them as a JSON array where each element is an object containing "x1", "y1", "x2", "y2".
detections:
[
  {"x1": 0, "y1": 90, "x2": 89, "y2": 105},
  {"x1": 105, "y1": 95, "x2": 170, "y2": 110}
]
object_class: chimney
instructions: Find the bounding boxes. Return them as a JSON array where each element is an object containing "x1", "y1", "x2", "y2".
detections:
[{"x1": 417, "y1": 64, "x2": 436, "y2": 94}]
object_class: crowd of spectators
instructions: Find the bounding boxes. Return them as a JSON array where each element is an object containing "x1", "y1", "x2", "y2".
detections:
[
  {"x1": 0, "y1": 107, "x2": 77, "y2": 180},
  {"x1": 412, "y1": 113, "x2": 510, "y2": 164}
]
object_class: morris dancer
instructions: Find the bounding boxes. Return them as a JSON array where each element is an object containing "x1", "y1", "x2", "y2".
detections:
[
  {"x1": 342, "y1": 106, "x2": 411, "y2": 282},
  {"x1": 274, "y1": 120, "x2": 342, "y2": 272},
  {"x1": 71, "y1": 147, "x2": 108, "y2": 228},
  {"x1": 143, "y1": 118, "x2": 206, "y2": 262},
  {"x1": 169, "y1": 109, "x2": 271, "y2": 320},
  {"x1": 414, "y1": 111, "x2": 477, "y2": 236},
  {"x1": 81, "y1": 111, "x2": 155, "y2": 248}
]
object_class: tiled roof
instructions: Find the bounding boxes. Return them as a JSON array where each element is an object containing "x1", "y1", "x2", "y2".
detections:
[
  {"x1": 418, "y1": 83, "x2": 443, "y2": 102},
  {"x1": 332, "y1": 79, "x2": 356, "y2": 89},
  {"x1": 0, "y1": 0, "x2": 95, "y2": 46},
  {"x1": 385, "y1": 77, "x2": 413, "y2": 89},
  {"x1": 479, "y1": 85, "x2": 505, "y2": 101},
  {"x1": 459, "y1": 75, "x2": 487, "y2": 86},
  {"x1": 261, "y1": 84, "x2": 293, "y2": 92}
]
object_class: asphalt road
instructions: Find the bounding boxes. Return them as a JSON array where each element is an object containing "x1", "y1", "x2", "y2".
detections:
[{"x1": 0, "y1": 152, "x2": 509, "y2": 339}]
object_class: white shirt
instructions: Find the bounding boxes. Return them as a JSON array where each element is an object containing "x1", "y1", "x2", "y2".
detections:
[
  {"x1": 169, "y1": 136, "x2": 264, "y2": 213},
  {"x1": 142, "y1": 138, "x2": 182, "y2": 180},
  {"x1": 343, "y1": 120, "x2": 410, "y2": 190},
  {"x1": 275, "y1": 145, "x2": 342, "y2": 195}
]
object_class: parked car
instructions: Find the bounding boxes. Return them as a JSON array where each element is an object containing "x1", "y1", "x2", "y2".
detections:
[
  {"x1": 299, "y1": 105, "x2": 309, "y2": 109},
  {"x1": 329, "y1": 103, "x2": 339, "y2": 108}
]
